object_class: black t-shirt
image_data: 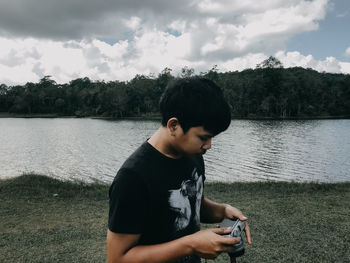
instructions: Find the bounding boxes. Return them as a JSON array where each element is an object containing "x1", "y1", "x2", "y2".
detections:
[{"x1": 108, "y1": 141, "x2": 205, "y2": 263}]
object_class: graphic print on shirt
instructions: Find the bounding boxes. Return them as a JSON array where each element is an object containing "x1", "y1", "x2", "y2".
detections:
[{"x1": 168, "y1": 168, "x2": 203, "y2": 233}]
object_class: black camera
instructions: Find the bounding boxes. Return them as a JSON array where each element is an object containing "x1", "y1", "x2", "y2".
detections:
[{"x1": 220, "y1": 218, "x2": 245, "y2": 258}]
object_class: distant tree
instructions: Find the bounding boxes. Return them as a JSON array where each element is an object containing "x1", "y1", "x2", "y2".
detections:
[
  {"x1": 0, "y1": 84, "x2": 9, "y2": 111},
  {"x1": 180, "y1": 66, "x2": 195, "y2": 78},
  {"x1": 99, "y1": 81, "x2": 129, "y2": 117},
  {"x1": 127, "y1": 75, "x2": 158, "y2": 115},
  {"x1": 205, "y1": 65, "x2": 219, "y2": 83},
  {"x1": 54, "y1": 98, "x2": 66, "y2": 113},
  {"x1": 0, "y1": 84, "x2": 7, "y2": 95},
  {"x1": 156, "y1": 67, "x2": 174, "y2": 93},
  {"x1": 1, "y1": 64, "x2": 349, "y2": 118},
  {"x1": 39, "y1": 75, "x2": 56, "y2": 87},
  {"x1": 256, "y1": 56, "x2": 283, "y2": 69}
]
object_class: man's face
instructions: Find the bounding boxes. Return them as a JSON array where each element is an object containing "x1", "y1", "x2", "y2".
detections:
[{"x1": 174, "y1": 126, "x2": 213, "y2": 156}]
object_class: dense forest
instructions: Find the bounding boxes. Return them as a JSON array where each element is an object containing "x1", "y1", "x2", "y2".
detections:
[{"x1": 1, "y1": 57, "x2": 349, "y2": 118}]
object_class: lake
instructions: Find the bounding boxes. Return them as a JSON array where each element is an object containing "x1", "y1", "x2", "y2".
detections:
[{"x1": 0, "y1": 118, "x2": 349, "y2": 183}]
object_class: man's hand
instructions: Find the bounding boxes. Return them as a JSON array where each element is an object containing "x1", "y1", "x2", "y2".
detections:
[
  {"x1": 223, "y1": 204, "x2": 252, "y2": 244},
  {"x1": 200, "y1": 197, "x2": 252, "y2": 245},
  {"x1": 188, "y1": 227, "x2": 241, "y2": 259}
]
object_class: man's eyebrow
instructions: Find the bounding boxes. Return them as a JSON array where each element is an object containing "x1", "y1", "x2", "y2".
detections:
[{"x1": 198, "y1": 134, "x2": 213, "y2": 139}]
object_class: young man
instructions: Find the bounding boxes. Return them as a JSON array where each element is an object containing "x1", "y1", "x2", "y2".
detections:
[{"x1": 107, "y1": 77, "x2": 251, "y2": 263}]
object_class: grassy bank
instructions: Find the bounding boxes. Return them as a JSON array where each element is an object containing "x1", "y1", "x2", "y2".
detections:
[{"x1": 1, "y1": 174, "x2": 349, "y2": 263}]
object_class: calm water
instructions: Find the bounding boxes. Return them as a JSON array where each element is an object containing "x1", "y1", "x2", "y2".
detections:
[{"x1": 0, "y1": 118, "x2": 349, "y2": 183}]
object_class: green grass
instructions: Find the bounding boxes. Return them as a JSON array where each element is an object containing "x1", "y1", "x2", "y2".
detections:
[{"x1": 1, "y1": 174, "x2": 349, "y2": 263}]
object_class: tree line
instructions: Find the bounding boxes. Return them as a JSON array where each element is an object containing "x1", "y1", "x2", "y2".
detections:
[{"x1": 1, "y1": 57, "x2": 349, "y2": 118}]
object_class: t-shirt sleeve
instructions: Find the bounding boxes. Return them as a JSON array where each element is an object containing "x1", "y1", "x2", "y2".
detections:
[{"x1": 108, "y1": 168, "x2": 149, "y2": 234}]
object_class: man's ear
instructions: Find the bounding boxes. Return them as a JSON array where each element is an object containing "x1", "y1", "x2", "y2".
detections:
[{"x1": 167, "y1": 118, "x2": 180, "y2": 135}]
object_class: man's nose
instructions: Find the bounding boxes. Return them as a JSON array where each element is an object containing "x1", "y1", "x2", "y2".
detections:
[{"x1": 202, "y1": 138, "x2": 211, "y2": 150}]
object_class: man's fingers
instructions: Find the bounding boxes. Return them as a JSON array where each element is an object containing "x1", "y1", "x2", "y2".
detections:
[
  {"x1": 244, "y1": 221, "x2": 252, "y2": 244},
  {"x1": 211, "y1": 221, "x2": 252, "y2": 245},
  {"x1": 225, "y1": 205, "x2": 248, "y2": 221},
  {"x1": 211, "y1": 227, "x2": 232, "y2": 235},
  {"x1": 234, "y1": 212, "x2": 247, "y2": 221},
  {"x1": 220, "y1": 236, "x2": 241, "y2": 246},
  {"x1": 238, "y1": 215, "x2": 248, "y2": 221}
]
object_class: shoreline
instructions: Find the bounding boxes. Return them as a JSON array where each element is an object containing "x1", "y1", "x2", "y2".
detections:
[
  {"x1": 1, "y1": 173, "x2": 350, "y2": 186},
  {"x1": 1, "y1": 112, "x2": 349, "y2": 120}
]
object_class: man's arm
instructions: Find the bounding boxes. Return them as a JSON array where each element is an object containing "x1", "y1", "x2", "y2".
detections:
[
  {"x1": 106, "y1": 228, "x2": 241, "y2": 263},
  {"x1": 200, "y1": 196, "x2": 252, "y2": 244},
  {"x1": 200, "y1": 197, "x2": 227, "y2": 223},
  {"x1": 200, "y1": 197, "x2": 247, "y2": 223},
  {"x1": 106, "y1": 230, "x2": 191, "y2": 263}
]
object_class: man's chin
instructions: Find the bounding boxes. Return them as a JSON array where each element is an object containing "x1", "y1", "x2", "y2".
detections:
[
  {"x1": 185, "y1": 151, "x2": 206, "y2": 157},
  {"x1": 197, "y1": 150, "x2": 206, "y2": 155}
]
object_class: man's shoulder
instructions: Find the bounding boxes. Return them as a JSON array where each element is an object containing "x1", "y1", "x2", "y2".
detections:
[{"x1": 121, "y1": 141, "x2": 156, "y2": 171}]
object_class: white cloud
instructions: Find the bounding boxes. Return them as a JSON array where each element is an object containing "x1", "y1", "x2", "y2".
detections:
[
  {"x1": 0, "y1": 37, "x2": 107, "y2": 84},
  {"x1": 0, "y1": 32, "x2": 195, "y2": 84},
  {"x1": 345, "y1": 46, "x2": 350, "y2": 57},
  {"x1": 219, "y1": 53, "x2": 267, "y2": 71},
  {"x1": 339, "y1": 62, "x2": 350, "y2": 74},
  {"x1": 2, "y1": 0, "x2": 350, "y2": 85},
  {"x1": 275, "y1": 51, "x2": 350, "y2": 74},
  {"x1": 186, "y1": 0, "x2": 329, "y2": 61},
  {"x1": 123, "y1": 16, "x2": 142, "y2": 31}
]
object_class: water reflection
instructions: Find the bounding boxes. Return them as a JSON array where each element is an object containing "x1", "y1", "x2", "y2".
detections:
[
  {"x1": 204, "y1": 120, "x2": 350, "y2": 182},
  {"x1": 0, "y1": 118, "x2": 349, "y2": 183}
]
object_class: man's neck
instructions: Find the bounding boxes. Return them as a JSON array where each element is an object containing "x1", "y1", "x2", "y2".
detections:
[{"x1": 147, "y1": 127, "x2": 182, "y2": 159}]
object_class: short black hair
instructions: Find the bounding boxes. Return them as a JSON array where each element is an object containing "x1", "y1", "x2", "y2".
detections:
[{"x1": 159, "y1": 77, "x2": 231, "y2": 136}]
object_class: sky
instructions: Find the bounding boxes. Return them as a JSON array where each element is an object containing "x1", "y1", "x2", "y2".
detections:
[{"x1": 0, "y1": 0, "x2": 349, "y2": 85}]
